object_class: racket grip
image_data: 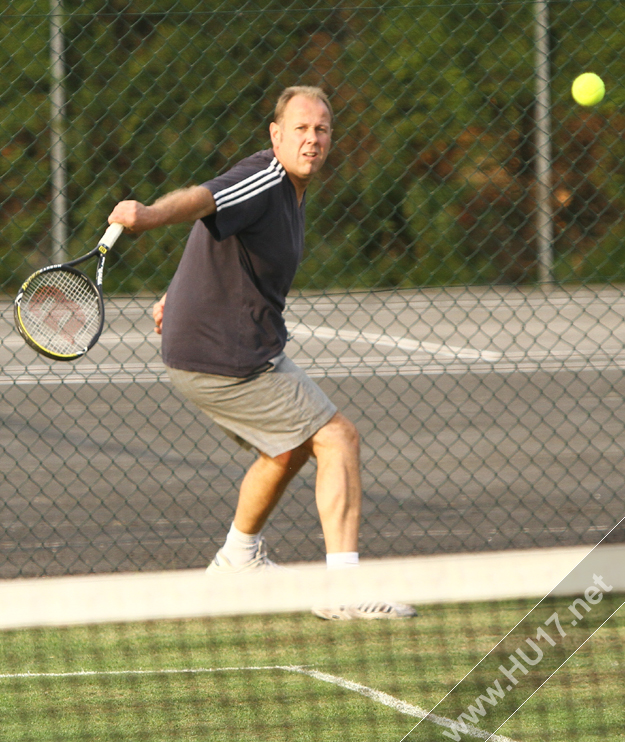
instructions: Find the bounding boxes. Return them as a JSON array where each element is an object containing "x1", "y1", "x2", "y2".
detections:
[{"x1": 99, "y1": 222, "x2": 125, "y2": 249}]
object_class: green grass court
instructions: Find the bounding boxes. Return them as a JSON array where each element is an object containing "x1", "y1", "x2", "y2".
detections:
[{"x1": 1, "y1": 595, "x2": 623, "y2": 742}]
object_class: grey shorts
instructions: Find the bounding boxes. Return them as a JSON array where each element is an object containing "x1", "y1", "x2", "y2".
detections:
[{"x1": 166, "y1": 353, "x2": 337, "y2": 458}]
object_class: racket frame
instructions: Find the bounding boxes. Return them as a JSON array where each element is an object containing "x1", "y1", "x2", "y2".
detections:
[{"x1": 14, "y1": 223, "x2": 124, "y2": 361}]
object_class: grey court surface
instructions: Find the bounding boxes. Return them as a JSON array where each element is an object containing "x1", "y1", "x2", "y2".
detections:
[{"x1": 1, "y1": 284, "x2": 624, "y2": 578}]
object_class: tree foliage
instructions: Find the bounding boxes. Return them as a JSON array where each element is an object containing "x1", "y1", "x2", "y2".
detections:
[{"x1": 2, "y1": 0, "x2": 625, "y2": 294}]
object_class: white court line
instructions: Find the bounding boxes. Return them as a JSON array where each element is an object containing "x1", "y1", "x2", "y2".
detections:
[
  {"x1": 287, "y1": 322, "x2": 502, "y2": 362},
  {"x1": 3, "y1": 325, "x2": 498, "y2": 358},
  {"x1": 292, "y1": 667, "x2": 517, "y2": 742},
  {"x1": 0, "y1": 663, "x2": 516, "y2": 741},
  {"x1": 3, "y1": 323, "x2": 625, "y2": 385},
  {"x1": 0, "y1": 664, "x2": 293, "y2": 680},
  {"x1": 4, "y1": 351, "x2": 625, "y2": 386}
]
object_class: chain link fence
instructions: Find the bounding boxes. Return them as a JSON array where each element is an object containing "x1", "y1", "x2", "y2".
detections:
[{"x1": 1, "y1": 1, "x2": 625, "y2": 578}]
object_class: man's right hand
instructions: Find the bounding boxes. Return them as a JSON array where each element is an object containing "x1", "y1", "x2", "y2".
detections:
[{"x1": 108, "y1": 200, "x2": 153, "y2": 233}]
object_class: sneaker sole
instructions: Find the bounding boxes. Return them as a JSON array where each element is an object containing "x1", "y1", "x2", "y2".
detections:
[{"x1": 312, "y1": 605, "x2": 418, "y2": 621}]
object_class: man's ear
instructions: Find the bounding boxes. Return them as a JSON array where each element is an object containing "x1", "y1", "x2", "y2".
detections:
[{"x1": 269, "y1": 121, "x2": 281, "y2": 148}]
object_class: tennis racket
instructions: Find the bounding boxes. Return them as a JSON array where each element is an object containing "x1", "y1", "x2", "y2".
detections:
[{"x1": 14, "y1": 222, "x2": 124, "y2": 361}]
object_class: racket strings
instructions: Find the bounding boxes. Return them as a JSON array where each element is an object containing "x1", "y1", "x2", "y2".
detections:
[{"x1": 19, "y1": 270, "x2": 101, "y2": 356}]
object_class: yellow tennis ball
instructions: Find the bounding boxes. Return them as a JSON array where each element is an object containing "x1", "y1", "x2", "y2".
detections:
[{"x1": 571, "y1": 73, "x2": 605, "y2": 106}]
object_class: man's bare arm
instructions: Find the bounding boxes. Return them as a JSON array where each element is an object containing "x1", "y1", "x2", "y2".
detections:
[{"x1": 108, "y1": 185, "x2": 216, "y2": 233}]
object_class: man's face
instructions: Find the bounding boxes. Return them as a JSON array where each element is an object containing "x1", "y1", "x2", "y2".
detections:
[{"x1": 270, "y1": 95, "x2": 332, "y2": 190}]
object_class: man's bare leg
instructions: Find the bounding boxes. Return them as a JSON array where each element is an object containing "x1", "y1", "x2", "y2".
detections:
[
  {"x1": 210, "y1": 446, "x2": 311, "y2": 570},
  {"x1": 309, "y1": 412, "x2": 362, "y2": 554},
  {"x1": 216, "y1": 412, "x2": 361, "y2": 567},
  {"x1": 233, "y1": 446, "x2": 311, "y2": 534}
]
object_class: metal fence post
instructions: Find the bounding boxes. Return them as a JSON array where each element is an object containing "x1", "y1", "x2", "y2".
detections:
[
  {"x1": 49, "y1": 0, "x2": 68, "y2": 264},
  {"x1": 534, "y1": 0, "x2": 554, "y2": 285}
]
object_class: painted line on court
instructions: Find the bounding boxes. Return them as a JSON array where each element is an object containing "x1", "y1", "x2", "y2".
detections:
[
  {"x1": 0, "y1": 664, "x2": 296, "y2": 680},
  {"x1": 3, "y1": 321, "x2": 625, "y2": 385},
  {"x1": 0, "y1": 662, "x2": 516, "y2": 741},
  {"x1": 287, "y1": 322, "x2": 502, "y2": 361},
  {"x1": 3, "y1": 351, "x2": 625, "y2": 385},
  {"x1": 288, "y1": 667, "x2": 517, "y2": 742}
]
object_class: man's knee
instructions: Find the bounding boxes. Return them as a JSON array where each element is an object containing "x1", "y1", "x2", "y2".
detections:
[{"x1": 312, "y1": 413, "x2": 360, "y2": 454}]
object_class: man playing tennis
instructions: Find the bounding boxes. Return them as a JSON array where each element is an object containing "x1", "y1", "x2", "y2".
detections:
[{"x1": 108, "y1": 86, "x2": 415, "y2": 620}]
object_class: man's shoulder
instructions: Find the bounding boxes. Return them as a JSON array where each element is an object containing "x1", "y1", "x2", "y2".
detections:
[
  {"x1": 207, "y1": 149, "x2": 286, "y2": 210},
  {"x1": 239, "y1": 148, "x2": 277, "y2": 169}
]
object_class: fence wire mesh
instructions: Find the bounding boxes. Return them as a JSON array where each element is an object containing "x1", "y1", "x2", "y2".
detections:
[{"x1": 1, "y1": 1, "x2": 625, "y2": 578}]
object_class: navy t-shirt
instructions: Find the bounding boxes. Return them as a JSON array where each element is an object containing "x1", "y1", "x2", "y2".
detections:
[{"x1": 161, "y1": 149, "x2": 306, "y2": 377}]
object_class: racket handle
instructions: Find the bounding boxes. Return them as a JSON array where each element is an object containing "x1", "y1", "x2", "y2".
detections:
[{"x1": 99, "y1": 222, "x2": 124, "y2": 250}]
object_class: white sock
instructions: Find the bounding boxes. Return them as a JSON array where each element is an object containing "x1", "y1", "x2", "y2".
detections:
[
  {"x1": 326, "y1": 551, "x2": 359, "y2": 570},
  {"x1": 221, "y1": 523, "x2": 261, "y2": 567}
]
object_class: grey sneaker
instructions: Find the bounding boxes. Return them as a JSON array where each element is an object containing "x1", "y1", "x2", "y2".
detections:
[
  {"x1": 312, "y1": 601, "x2": 418, "y2": 621},
  {"x1": 206, "y1": 538, "x2": 283, "y2": 575}
]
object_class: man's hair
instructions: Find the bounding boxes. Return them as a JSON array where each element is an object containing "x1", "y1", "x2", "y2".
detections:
[{"x1": 274, "y1": 86, "x2": 333, "y2": 126}]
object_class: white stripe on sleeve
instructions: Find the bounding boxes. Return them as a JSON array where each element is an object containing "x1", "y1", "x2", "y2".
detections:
[{"x1": 214, "y1": 157, "x2": 285, "y2": 211}]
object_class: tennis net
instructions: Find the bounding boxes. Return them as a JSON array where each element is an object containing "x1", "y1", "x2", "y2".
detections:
[{"x1": 1, "y1": 544, "x2": 623, "y2": 742}]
